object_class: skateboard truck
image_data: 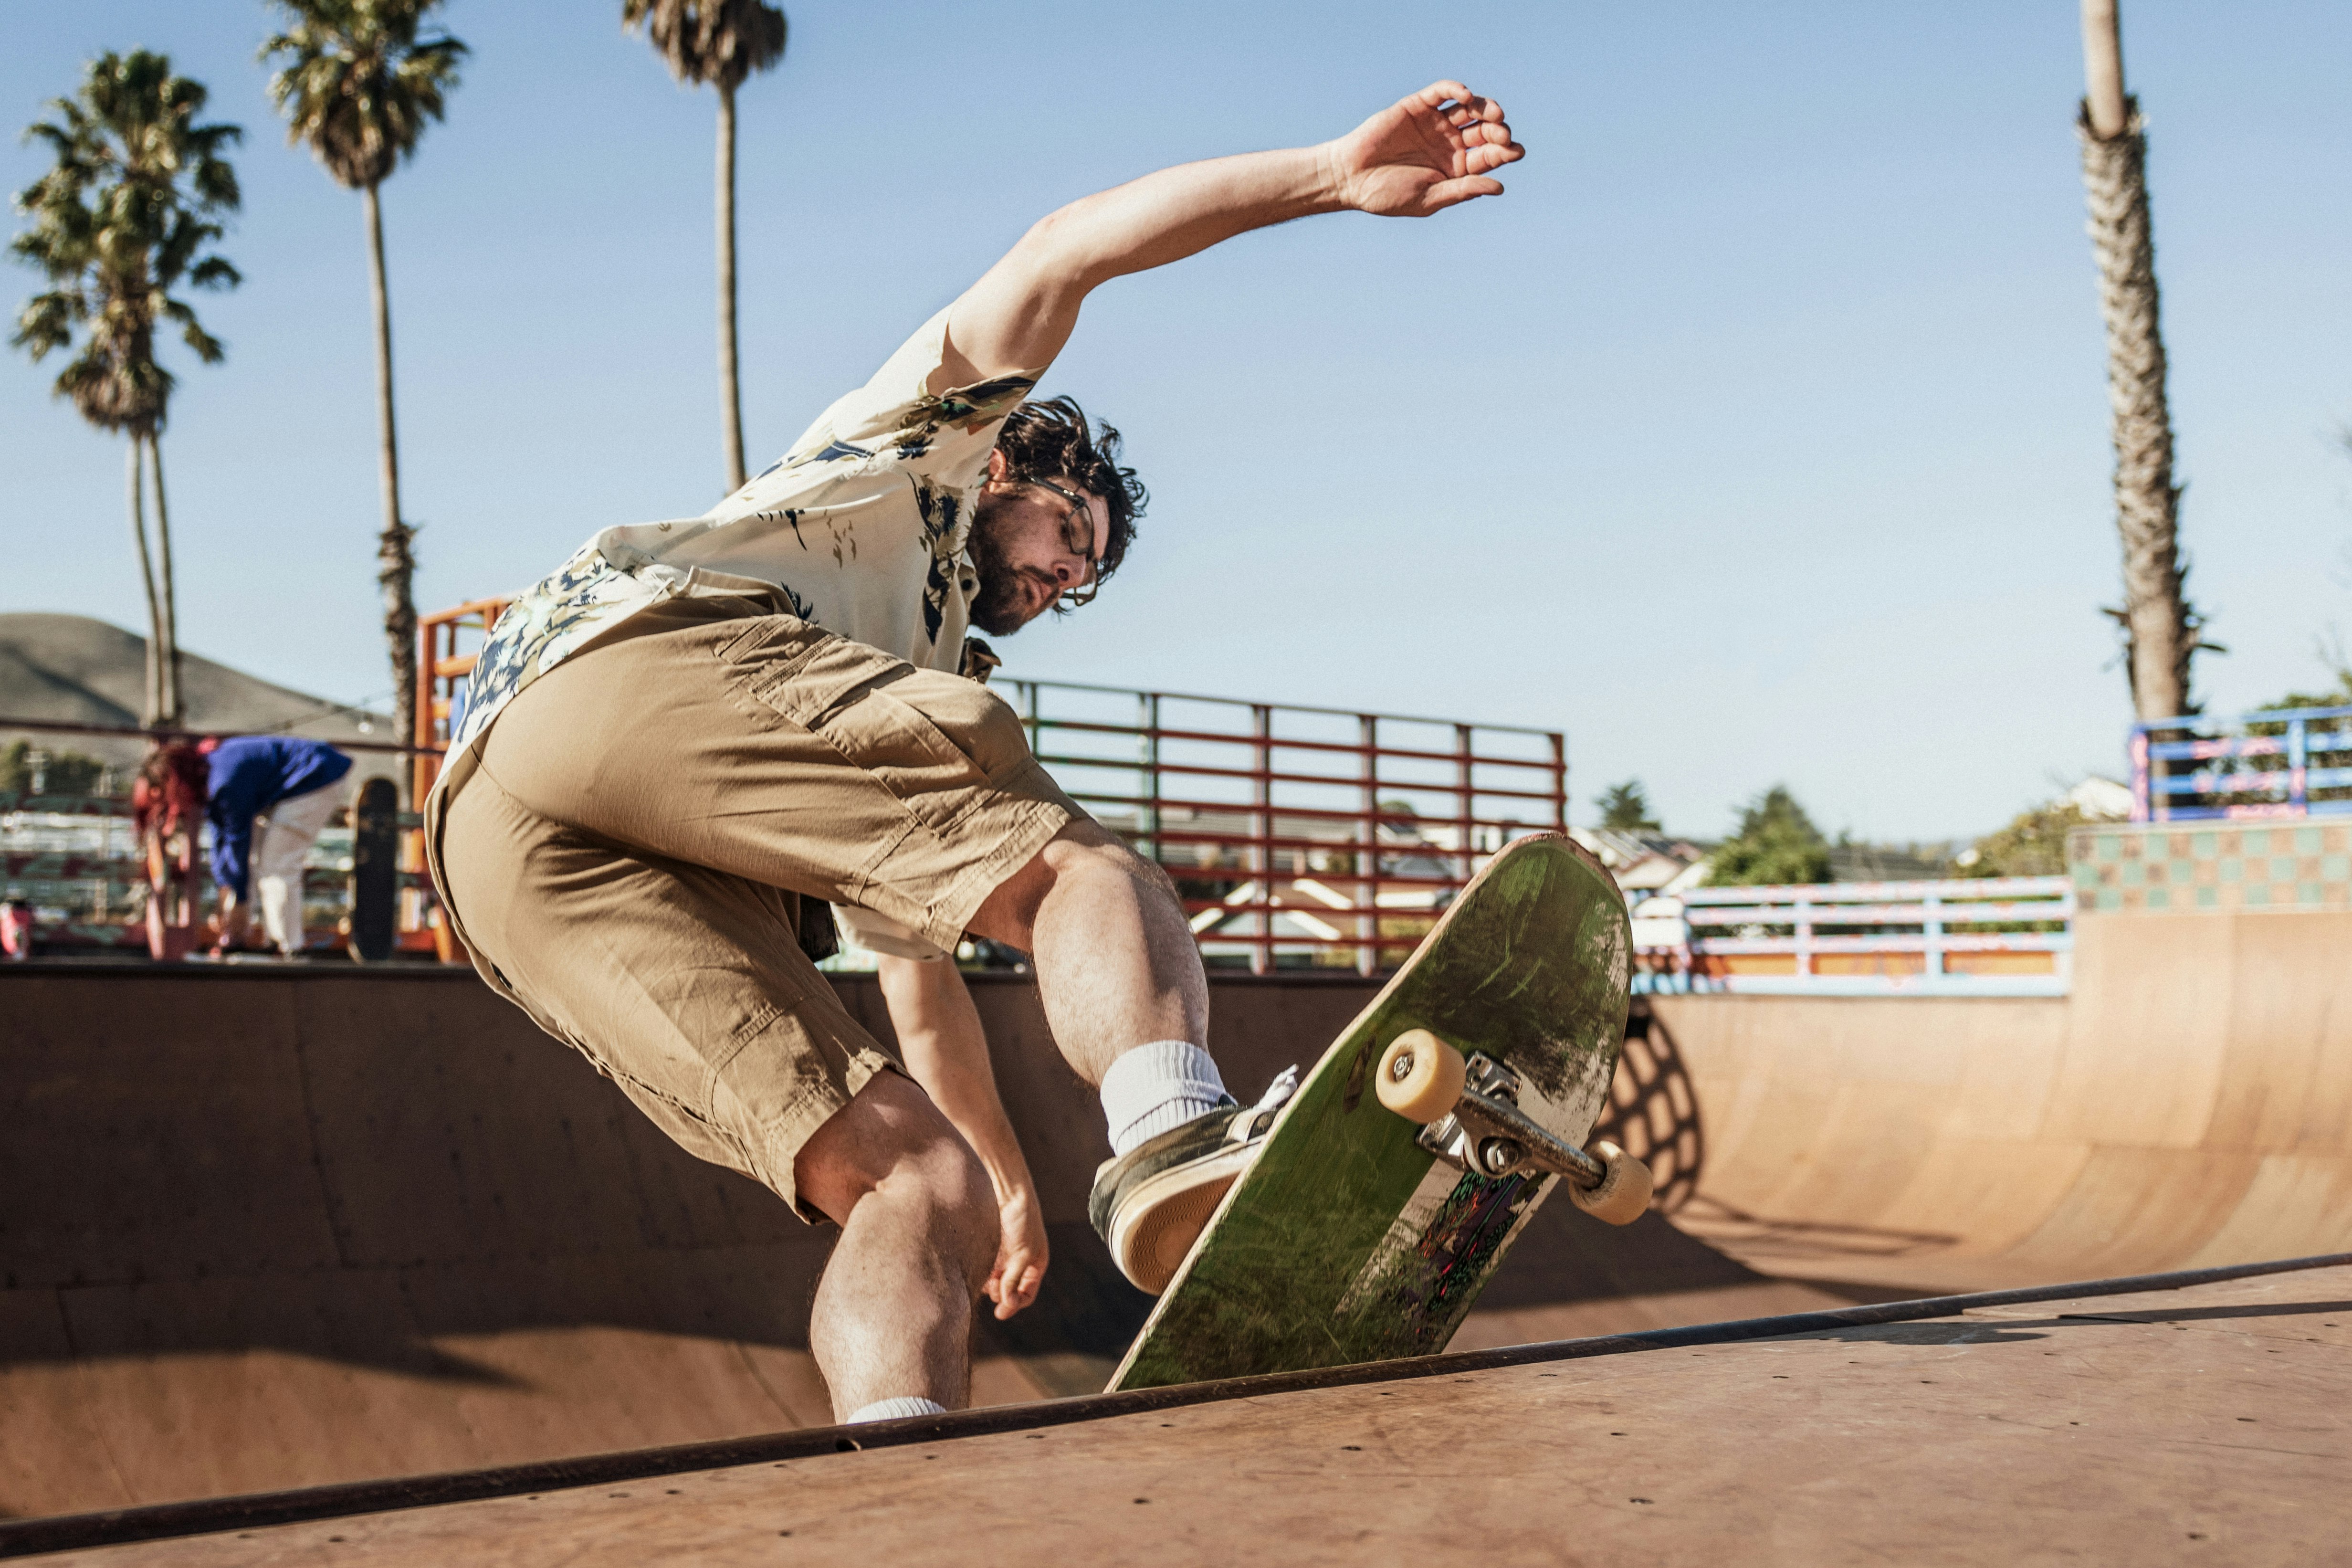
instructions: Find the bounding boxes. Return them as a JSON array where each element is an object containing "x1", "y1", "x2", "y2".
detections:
[{"x1": 1375, "y1": 1029, "x2": 1653, "y2": 1226}]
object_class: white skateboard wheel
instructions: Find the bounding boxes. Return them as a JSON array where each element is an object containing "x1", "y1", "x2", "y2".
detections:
[
  {"x1": 1569, "y1": 1139, "x2": 1653, "y2": 1226},
  {"x1": 1376, "y1": 1030, "x2": 1467, "y2": 1124}
]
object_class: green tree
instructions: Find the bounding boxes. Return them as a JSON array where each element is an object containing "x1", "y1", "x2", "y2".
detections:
[
  {"x1": 10, "y1": 50, "x2": 241, "y2": 727},
  {"x1": 262, "y1": 0, "x2": 466, "y2": 793},
  {"x1": 1594, "y1": 779, "x2": 1659, "y2": 832},
  {"x1": 1957, "y1": 800, "x2": 2086, "y2": 879},
  {"x1": 1705, "y1": 784, "x2": 1830, "y2": 887},
  {"x1": 2257, "y1": 664, "x2": 2352, "y2": 713},
  {"x1": 623, "y1": 0, "x2": 788, "y2": 495}
]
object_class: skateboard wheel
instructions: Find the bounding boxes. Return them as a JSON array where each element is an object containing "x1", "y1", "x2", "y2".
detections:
[
  {"x1": 1569, "y1": 1140, "x2": 1653, "y2": 1226},
  {"x1": 1375, "y1": 1030, "x2": 1467, "y2": 1124}
]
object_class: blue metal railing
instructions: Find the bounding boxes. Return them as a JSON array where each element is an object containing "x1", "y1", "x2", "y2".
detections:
[{"x1": 2129, "y1": 703, "x2": 2352, "y2": 822}]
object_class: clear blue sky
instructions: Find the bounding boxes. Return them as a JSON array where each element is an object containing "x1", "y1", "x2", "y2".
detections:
[{"x1": 5, "y1": 2, "x2": 2348, "y2": 841}]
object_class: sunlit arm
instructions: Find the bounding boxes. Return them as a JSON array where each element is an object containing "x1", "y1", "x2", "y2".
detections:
[{"x1": 941, "y1": 80, "x2": 1525, "y2": 383}]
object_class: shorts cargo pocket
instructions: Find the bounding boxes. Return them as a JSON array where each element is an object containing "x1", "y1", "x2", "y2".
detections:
[
  {"x1": 731, "y1": 633, "x2": 990, "y2": 835},
  {"x1": 809, "y1": 683, "x2": 988, "y2": 833},
  {"x1": 903, "y1": 672, "x2": 1036, "y2": 781}
]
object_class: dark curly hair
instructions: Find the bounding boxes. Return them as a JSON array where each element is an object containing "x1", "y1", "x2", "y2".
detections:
[{"x1": 993, "y1": 396, "x2": 1146, "y2": 588}]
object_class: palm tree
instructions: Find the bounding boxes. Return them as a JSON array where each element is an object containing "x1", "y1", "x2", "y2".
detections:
[
  {"x1": 262, "y1": 0, "x2": 465, "y2": 786},
  {"x1": 623, "y1": 0, "x2": 788, "y2": 495},
  {"x1": 2078, "y1": 0, "x2": 2206, "y2": 720},
  {"x1": 10, "y1": 50, "x2": 241, "y2": 727}
]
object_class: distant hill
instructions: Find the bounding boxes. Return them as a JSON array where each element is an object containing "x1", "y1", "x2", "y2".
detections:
[{"x1": 0, "y1": 613, "x2": 398, "y2": 783}]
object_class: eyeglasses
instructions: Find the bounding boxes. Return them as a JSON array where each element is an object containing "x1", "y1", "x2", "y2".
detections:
[{"x1": 1024, "y1": 478, "x2": 1105, "y2": 608}]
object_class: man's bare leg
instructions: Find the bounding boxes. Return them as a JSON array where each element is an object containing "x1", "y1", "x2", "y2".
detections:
[
  {"x1": 972, "y1": 822, "x2": 1277, "y2": 1292},
  {"x1": 968, "y1": 821, "x2": 1208, "y2": 1084},
  {"x1": 794, "y1": 1071, "x2": 998, "y2": 1420},
  {"x1": 791, "y1": 826, "x2": 1198, "y2": 1411}
]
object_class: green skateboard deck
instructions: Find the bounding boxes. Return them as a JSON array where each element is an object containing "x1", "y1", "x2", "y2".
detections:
[{"x1": 1109, "y1": 833, "x2": 1630, "y2": 1391}]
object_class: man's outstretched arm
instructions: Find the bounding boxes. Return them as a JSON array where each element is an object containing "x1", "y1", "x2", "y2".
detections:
[{"x1": 940, "y1": 80, "x2": 1523, "y2": 384}]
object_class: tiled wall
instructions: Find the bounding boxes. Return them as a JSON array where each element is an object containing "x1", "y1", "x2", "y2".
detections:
[{"x1": 2068, "y1": 821, "x2": 2352, "y2": 913}]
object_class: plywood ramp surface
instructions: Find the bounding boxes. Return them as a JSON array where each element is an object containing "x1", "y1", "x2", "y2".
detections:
[
  {"x1": 50, "y1": 1263, "x2": 2352, "y2": 1567},
  {"x1": 18, "y1": 908, "x2": 2339, "y2": 1526},
  {"x1": 1659, "y1": 911, "x2": 2352, "y2": 1292},
  {"x1": 0, "y1": 967, "x2": 1792, "y2": 1522}
]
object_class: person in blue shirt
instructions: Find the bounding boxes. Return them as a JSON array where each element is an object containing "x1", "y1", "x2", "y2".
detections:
[{"x1": 202, "y1": 736, "x2": 354, "y2": 956}]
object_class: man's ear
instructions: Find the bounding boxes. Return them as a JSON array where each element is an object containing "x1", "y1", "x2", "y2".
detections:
[{"x1": 984, "y1": 446, "x2": 1008, "y2": 486}]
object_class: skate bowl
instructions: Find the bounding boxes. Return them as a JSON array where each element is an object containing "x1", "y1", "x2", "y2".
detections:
[
  {"x1": 0, "y1": 962, "x2": 1809, "y2": 1523},
  {"x1": 1650, "y1": 909, "x2": 2352, "y2": 1293},
  {"x1": 2, "y1": 905, "x2": 2345, "y2": 1522}
]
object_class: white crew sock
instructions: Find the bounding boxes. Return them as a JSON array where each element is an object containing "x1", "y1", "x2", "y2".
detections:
[
  {"x1": 846, "y1": 1396, "x2": 946, "y2": 1425},
  {"x1": 1101, "y1": 1040, "x2": 1230, "y2": 1158}
]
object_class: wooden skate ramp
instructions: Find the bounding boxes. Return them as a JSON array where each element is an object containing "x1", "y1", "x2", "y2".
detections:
[
  {"x1": 12, "y1": 907, "x2": 2333, "y2": 1525},
  {"x1": 1656, "y1": 910, "x2": 2352, "y2": 1293},
  {"x1": 20, "y1": 1257, "x2": 2349, "y2": 1564},
  {"x1": 0, "y1": 966, "x2": 1816, "y2": 1524}
]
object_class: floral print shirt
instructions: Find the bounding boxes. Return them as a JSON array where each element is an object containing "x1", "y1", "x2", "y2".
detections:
[{"x1": 445, "y1": 308, "x2": 1037, "y2": 771}]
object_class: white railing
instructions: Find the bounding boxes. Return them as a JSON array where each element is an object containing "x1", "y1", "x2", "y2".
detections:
[{"x1": 1632, "y1": 876, "x2": 2075, "y2": 997}]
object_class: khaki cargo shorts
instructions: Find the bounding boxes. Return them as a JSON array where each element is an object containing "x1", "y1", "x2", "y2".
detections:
[{"x1": 425, "y1": 592, "x2": 1080, "y2": 1219}]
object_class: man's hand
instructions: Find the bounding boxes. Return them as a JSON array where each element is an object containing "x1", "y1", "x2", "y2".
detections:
[
  {"x1": 984, "y1": 1182, "x2": 1049, "y2": 1320},
  {"x1": 875, "y1": 954, "x2": 1052, "y2": 1319},
  {"x1": 1326, "y1": 81, "x2": 1524, "y2": 218}
]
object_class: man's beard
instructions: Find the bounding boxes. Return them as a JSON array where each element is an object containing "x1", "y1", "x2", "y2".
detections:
[{"x1": 966, "y1": 497, "x2": 1056, "y2": 636}]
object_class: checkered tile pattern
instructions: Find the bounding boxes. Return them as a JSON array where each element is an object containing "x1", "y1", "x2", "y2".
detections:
[{"x1": 2068, "y1": 822, "x2": 2352, "y2": 913}]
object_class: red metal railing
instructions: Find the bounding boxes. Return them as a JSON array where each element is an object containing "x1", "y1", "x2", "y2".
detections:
[
  {"x1": 414, "y1": 603, "x2": 1567, "y2": 972},
  {"x1": 1002, "y1": 678, "x2": 1566, "y2": 973}
]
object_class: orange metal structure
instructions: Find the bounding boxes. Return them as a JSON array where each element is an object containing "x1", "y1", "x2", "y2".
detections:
[{"x1": 412, "y1": 598, "x2": 513, "y2": 802}]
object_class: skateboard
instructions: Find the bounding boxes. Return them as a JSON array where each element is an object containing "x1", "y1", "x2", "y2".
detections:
[
  {"x1": 1110, "y1": 832, "x2": 1647, "y2": 1391},
  {"x1": 346, "y1": 777, "x2": 399, "y2": 963}
]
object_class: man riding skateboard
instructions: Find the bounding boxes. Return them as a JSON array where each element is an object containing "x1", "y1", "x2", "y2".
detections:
[{"x1": 426, "y1": 81, "x2": 1523, "y2": 1425}]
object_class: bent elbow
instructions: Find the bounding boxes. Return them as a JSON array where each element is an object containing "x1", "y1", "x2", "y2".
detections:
[{"x1": 1017, "y1": 202, "x2": 1115, "y2": 291}]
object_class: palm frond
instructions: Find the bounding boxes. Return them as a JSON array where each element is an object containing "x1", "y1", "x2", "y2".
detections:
[
  {"x1": 159, "y1": 297, "x2": 225, "y2": 365},
  {"x1": 10, "y1": 289, "x2": 82, "y2": 357}
]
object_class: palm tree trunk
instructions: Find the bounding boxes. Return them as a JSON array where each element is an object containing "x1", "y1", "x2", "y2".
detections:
[
  {"x1": 2079, "y1": 0, "x2": 2196, "y2": 720},
  {"x1": 364, "y1": 179, "x2": 420, "y2": 799},
  {"x1": 147, "y1": 434, "x2": 183, "y2": 726},
  {"x1": 716, "y1": 81, "x2": 747, "y2": 496},
  {"x1": 126, "y1": 439, "x2": 164, "y2": 727}
]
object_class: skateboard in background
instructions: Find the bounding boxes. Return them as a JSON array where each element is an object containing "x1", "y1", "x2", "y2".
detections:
[{"x1": 346, "y1": 776, "x2": 399, "y2": 963}]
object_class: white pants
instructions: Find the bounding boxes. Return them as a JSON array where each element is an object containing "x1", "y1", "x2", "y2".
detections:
[{"x1": 252, "y1": 781, "x2": 343, "y2": 954}]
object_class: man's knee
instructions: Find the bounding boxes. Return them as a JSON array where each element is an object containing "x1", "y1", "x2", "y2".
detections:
[
  {"x1": 969, "y1": 821, "x2": 1180, "y2": 949},
  {"x1": 794, "y1": 1073, "x2": 994, "y2": 1269}
]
